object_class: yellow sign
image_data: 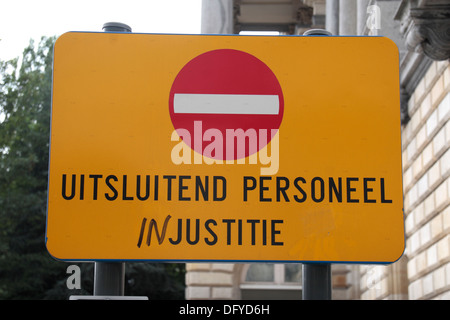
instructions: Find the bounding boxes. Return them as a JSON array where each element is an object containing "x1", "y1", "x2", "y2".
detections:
[{"x1": 46, "y1": 32, "x2": 404, "y2": 263}]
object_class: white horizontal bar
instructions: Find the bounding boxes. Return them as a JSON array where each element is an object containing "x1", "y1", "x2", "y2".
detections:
[{"x1": 173, "y1": 93, "x2": 279, "y2": 115}]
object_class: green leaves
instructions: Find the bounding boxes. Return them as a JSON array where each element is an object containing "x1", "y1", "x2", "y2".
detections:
[
  {"x1": 0, "y1": 36, "x2": 185, "y2": 299},
  {"x1": 0, "y1": 36, "x2": 56, "y2": 299}
]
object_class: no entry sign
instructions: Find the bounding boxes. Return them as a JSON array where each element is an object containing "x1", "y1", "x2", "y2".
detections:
[
  {"x1": 169, "y1": 49, "x2": 284, "y2": 161},
  {"x1": 47, "y1": 32, "x2": 404, "y2": 263}
]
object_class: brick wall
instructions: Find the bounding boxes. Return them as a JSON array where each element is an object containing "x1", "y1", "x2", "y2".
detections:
[
  {"x1": 185, "y1": 263, "x2": 241, "y2": 299},
  {"x1": 402, "y1": 60, "x2": 450, "y2": 300},
  {"x1": 358, "y1": 60, "x2": 449, "y2": 300}
]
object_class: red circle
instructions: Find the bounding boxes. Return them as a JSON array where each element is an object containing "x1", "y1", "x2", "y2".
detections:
[{"x1": 169, "y1": 49, "x2": 284, "y2": 161}]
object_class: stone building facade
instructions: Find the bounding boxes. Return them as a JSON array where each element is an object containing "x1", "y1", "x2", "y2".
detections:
[{"x1": 186, "y1": 0, "x2": 450, "y2": 299}]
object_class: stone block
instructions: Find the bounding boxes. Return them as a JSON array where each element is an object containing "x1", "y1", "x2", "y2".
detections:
[
  {"x1": 426, "y1": 110, "x2": 438, "y2": 137},
  {"x1": 186, "y1": 271, "x2": 233, "y2": 286},
  {"x1": 437, "y1": 235, "x2": 450, "y2": 262},
  {"x1": 420, "y1": 94, "x2": 432, "y2": 122},
  {"x1": 431, "y1": 77, "x2": 445, "y2": 108},
  {"x1": 437, "y1": 93, "x2": 449, "y2": 123},
  {"x1": 445, "y1": 262, "x2": 450, "y2": 286},
  {"x1": 425, "y1": 62, "x2": 437, "y2": 89},
  {"x1": 443, "y1": 206, "x2": 450, "y2": 231},
  {"x1": 426, "y1": 244, "x2": 438, "y2": 267},
  {"x1": 428, "y1": 161, "x2": 441, "y2": 189},
  {"x1": 430, "y1": 214, "x2": 443, "y2": 239},
  {"x1": 211, "y1": 263, "x2": 235, "y2": 272},
  {"x1": 443, "y1": 65, "x2": 450, "y2": 89},
  {"x1": 416, "y1": 126, "x2": 427, "y2": 150},
  {"x1": 432, "y1": 127, "x2": 446, "y2": 156},
  {"x1": 422, "y1": 143, "x2": 434, "y2": 169},
  {"x1": 433, "y1": 265, "x2": 446, "y2": 290},
  {"x1": 407, "y1": 257, "x2": 417, "y2": 280},
  {"x1": 185, "y1": 286, "x2": 210, "y2": 299},
  {"x1": 441, "y1": 149, "x2": 450, "y2": 176},
  {"x1": 424, "y1": 193, "x2": 436, "y2": 218},
  {"x1": 413, "y1": 156, "x2": 424, "y2": 180},
  {"x1": 212, "y1": 287, "x2": 234, "y2": 299},
  {"x1": 416, "y1": 251, "x2": 427, "y2": 274},
  {"x1": 417, "y1": 172, "x2": 428, "y2": 198},
  {"x1": 408, "y1": 279, "x2": 422, "y2": 300},
  {"x1": 420, "y1": 223, "x2": 431, "y2": 248},
  {"x1": 422, "y1": 273, "x2": 434, "y2": 296},
  {"x1": 186, "y1": 263, "x2": 212, "y2": 271},
  {"x1": 435, "y1": 179, "x2": 448, "y2": 209}
]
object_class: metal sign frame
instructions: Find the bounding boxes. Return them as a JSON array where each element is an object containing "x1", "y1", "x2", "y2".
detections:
[{"x1": 46, "y1": 30, "x2": 404, "y2": 265}]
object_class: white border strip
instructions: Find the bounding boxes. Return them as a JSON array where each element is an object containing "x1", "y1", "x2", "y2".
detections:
[{"x1": 174, "y1": 93, "x2": 279, "y2": 115}]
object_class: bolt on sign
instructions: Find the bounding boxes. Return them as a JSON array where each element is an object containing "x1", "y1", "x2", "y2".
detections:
[{"x1": 46, "y1": 32, "x2": 405, "y2": 264}]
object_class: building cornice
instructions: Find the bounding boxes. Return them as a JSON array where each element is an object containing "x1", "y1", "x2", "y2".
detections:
[{"x1": 397, "y1": 1, "x2": 450, "y2": 61}]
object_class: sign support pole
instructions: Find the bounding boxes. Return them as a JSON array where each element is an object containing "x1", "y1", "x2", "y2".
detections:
[
  {"x1": 301, "y1": 28, "x2": 333, "y2": 301},
  {"x1": 92, "y1": 22, "x2": 132, "y2": 297},
  {"x1": 302, "y1": 263, "x2": 332, "y2": 300},
  {"x1": 93, "y1": 262, "x2": 125, "y2": 296}
]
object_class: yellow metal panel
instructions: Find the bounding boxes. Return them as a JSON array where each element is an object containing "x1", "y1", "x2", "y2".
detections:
[{"x1": 46, "y1": 32, "x2": 404, "y2": 263}]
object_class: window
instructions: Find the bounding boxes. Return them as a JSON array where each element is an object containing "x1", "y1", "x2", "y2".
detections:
[
  {"x1": 245, "y1": 264, "x2": 274, "y2": 282},
  {"x1": 240, "y1": 264, "x2": 302, "y2": 300},
  {"x1": 285, "y1": 264, "x2": 302, "y2": 283}
]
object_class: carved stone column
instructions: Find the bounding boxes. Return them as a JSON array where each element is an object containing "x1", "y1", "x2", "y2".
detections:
[
  {"x1": 339, "y1": 0, "x2": 357, "y2": 35},
  {"x1": 394, "y1": 0, "x2": 449, "y2": 124},
  {"x1": 400, "y1": 1, "x2": 450, "y2": 61}
]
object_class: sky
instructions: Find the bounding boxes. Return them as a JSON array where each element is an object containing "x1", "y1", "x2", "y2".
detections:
[{"x1": 0, "y1": 0, "x2": 202, "y2": 61}]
